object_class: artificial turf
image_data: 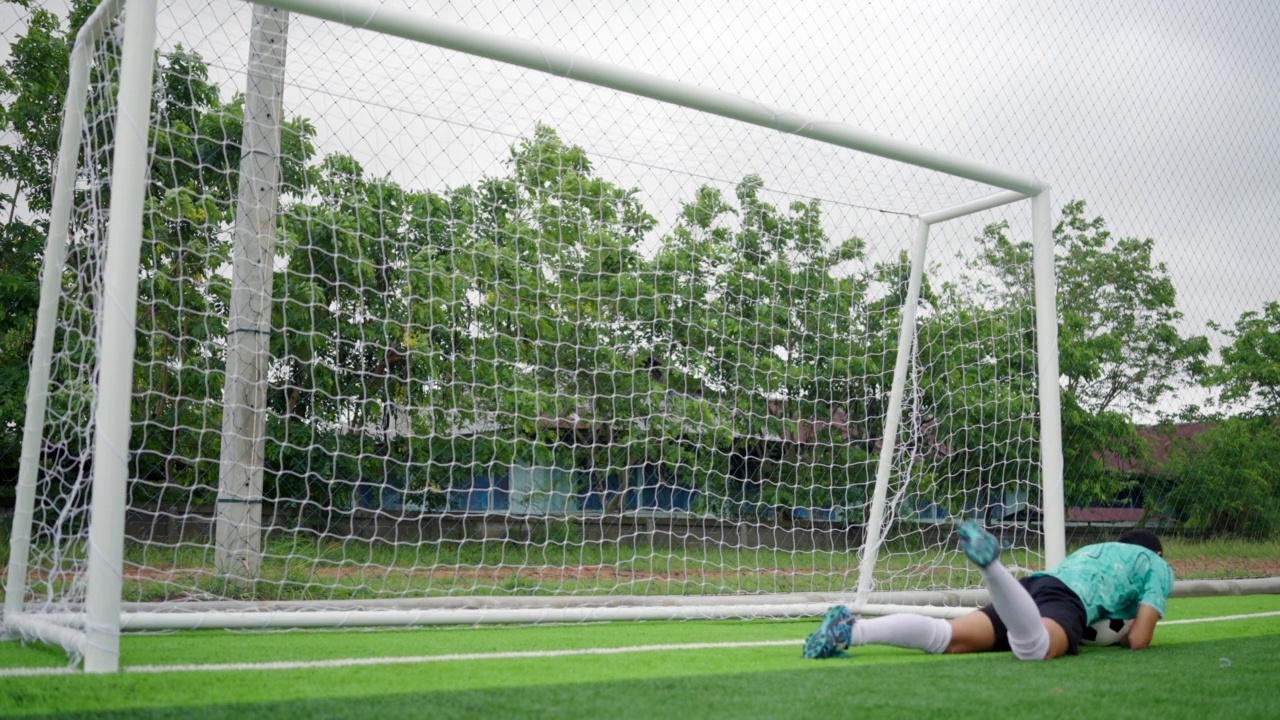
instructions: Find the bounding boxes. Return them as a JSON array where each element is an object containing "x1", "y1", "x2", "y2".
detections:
[{"x1": 1, "y1": 595, "x2": 1277, "y2": 718}]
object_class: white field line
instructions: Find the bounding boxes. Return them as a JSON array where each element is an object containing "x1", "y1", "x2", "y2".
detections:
[
  {"x1": 3, "y1": 611, "x2": 1279, "y2": 679},
  {"x1": 1159, "y1": 610, "x2": 1280, "y2": 625},
  {"x1": 0, "y1": 639, "x2": 800, "y2": 678}
]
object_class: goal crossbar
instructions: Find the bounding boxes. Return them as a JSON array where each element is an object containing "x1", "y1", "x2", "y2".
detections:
[{"x1": 249, "y1": 0, "x2": 1046, "y2": 197}]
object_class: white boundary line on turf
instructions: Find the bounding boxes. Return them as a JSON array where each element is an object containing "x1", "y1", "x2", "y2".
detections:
[
  {"x1": 1160, "y1": 610, "x2": 1280, "y2": 625},
  {"x1": 3, "y1": 610, "x2": 1279, "y2": 678},
  {"x1": 0, "y1": 639, "x2": 802, "y2": 677}
]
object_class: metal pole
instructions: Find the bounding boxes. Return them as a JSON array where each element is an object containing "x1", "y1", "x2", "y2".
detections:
[
  {"x1": 919, "y1": 190, "x2": 1028, "y2": 225},
  {"x1": 216, "y1": 3, "x2": 289, "y2": 581},
  {"x1": 3, "y1": 22, "x2": 97, "y2": 630},
  {"x1": 243, "y1": 0, "x2": 1045, "y2": 196},
  {"x1": 82, "y1": 0, "x2": 159, "y2": 674},
  {"x1": 1031, "y1": 190, "x2": 1065, "y2": 567},
  {"x1": 855, "y1": 218, "x2": 932, "y2": 603}
]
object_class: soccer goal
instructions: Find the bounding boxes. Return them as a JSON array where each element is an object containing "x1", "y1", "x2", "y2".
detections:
[{"x1": 2, "y1": 0, "x2": 1062, "y2": 672}]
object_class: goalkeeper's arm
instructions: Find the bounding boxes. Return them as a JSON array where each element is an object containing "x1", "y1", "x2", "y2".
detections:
[{"x1": 1121, "y1": 604, "x2": 1161, "y2": 650}]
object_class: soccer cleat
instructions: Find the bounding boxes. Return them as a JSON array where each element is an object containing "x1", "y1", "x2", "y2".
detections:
[
  {"x1": 803, "y1": 605, "x2": 854, "y2": 659},
  {"x1": 956, "y1": 520, "x2": 1001, "y2": 568}
]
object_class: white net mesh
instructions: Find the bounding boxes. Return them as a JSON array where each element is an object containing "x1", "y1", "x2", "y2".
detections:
[
  {"x1": 11, "y1": 0, "x2": 1045, "y2": 621},
  {"x1": 10, "y1": 0, "x2": 1278, "y2": 647}
]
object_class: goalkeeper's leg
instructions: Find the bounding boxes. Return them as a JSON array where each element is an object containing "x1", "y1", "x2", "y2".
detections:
[
  {"x1": 851, "y1": 613, "x2": 954, "y2": 653},
  {"x1": 958, "y1": 520, "x2": 1051, "y2": 660},
  {"x1": 803, "y1": 597, "x2": 1068, "y2": 660},
  {"x1": 805, "y1": 610, "x2": 982, "y2": 658},
  {"x1": 805, "y1": 521, "x2": 1067, "y2": 660}
]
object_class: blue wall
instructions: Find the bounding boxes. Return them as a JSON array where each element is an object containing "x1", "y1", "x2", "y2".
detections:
[
  {"x1": 446, "y1": 473, "x2": 511, "y2": 512},
  {"x1": 445, "y1": 464, "x2": 697, "y2": 514}
]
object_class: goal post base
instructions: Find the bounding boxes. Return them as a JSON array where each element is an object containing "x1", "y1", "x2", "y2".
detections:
[
  {"x1": 1, "y1": 614, "x2": 88, "y2": 659},
  {"x1": 108, "y1": 600, "x2": 979, "y2": 631}
]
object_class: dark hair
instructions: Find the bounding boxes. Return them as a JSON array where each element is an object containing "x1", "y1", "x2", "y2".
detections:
[{"x1": 1118, "y1": 529, "x2": 1163, "y2": 555}]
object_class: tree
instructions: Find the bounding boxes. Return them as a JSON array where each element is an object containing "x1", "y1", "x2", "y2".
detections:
[
  {"x1": 981, "y1": 200, "x2": 1208, "y2": 416},
  {"x1": 0, "y1": 3, "x2": 76, "y2": 472},
  {"x1": 1159, "y1": 301, "x2": 1280, "y2": 537},
  {"x1": 1162, "y1": 417, "x2": 1280, "y2": 537},
  {"x1": 649, "y1": 175, "x2": 875, "y2": 515},
  {"x1": 914, "y1": 277, "x2": 1039, "y2": 515},
  {"x1": 0, "y1": 0, "x2": 323, "y2": 502},
  {"x1": 392, "y1": 124, "x2": 662, "y2": 502},
  {"x1": 131, "y1": 49, "x2": 316, "y2": 497},
  {"x1": 1203, "y1": 301, "x2": 1280, "y2": 419},
  {"x1": 972, "y1": 200, "x2": 1209, "y2": 506},
  {"x1": 265, "y1": 150, "x2": 465, "y2": 518}
]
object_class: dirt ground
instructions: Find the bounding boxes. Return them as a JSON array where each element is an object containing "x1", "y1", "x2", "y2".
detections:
[{"x1": 1165, "y1": 557, "x2": 1280, "y2": 579}]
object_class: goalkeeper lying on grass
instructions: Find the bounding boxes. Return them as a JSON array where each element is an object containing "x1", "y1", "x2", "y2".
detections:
[{"x1": 804, "y1": 523, "x2": 1174, "y2": 661}]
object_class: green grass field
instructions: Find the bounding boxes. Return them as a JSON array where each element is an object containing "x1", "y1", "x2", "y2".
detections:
[
  {"x1": 2, "y1": 594, "x2": 1278, "y2": 718},
  {"x1": 6, "y1": 534, "x2": 1277, "y2": 603}
]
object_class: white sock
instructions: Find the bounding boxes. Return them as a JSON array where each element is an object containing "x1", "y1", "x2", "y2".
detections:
[
  {"x1": 983, "y1": 560, "x2": 1050, "y2": 660},
  {"x1": 851, "y1": 614, "x2": 952, "y2": 654}
]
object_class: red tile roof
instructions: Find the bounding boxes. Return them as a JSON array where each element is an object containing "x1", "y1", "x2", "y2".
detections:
[
  {"x1": 1066, "y1": 506, "x2": 1178, "y2": 524},
  {"x1": 1105, "y1": 422, "x2": 1214, "y2": 475}
]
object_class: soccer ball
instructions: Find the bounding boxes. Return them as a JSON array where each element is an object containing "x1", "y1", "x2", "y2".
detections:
[{"x1": 1081, "y1": 617, "x2": 1133, "y2": 647}]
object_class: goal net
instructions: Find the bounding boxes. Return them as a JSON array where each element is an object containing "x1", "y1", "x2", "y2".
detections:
[{"x1": 3, "y1": 0, "x2": 1061, "y2": 671}]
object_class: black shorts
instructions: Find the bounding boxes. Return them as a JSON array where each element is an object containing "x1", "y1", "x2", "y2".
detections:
[{"x1": 979, "y1": 574, "x2": 1088, "y2": 656}]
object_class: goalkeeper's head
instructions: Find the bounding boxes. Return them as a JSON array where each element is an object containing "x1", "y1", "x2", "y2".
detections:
[{"x1": 1118, "y1": 529, "x2": 1163, "y2": 556}]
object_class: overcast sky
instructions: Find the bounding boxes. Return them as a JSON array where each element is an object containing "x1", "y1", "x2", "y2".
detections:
[
  {"x1": 420, "y1": 0, "x2": 1279, "y2": 336},
  {"x1": 3, "y1": 0, "x2": 1277, "y2": 418}
]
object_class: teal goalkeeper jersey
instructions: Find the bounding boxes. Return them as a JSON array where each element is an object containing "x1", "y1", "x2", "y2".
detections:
[{"x1": 1033, "y1": 542, "x2": 1175, "y2": 625}]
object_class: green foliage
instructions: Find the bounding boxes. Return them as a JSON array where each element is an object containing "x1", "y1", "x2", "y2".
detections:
[
  {"x1": 4, "y1": 3, "x2": 1267, "y2": 531},
  {"x1": 971, "y1": 200, "x2": 1209, "y2": 506},
  {"x1": 0, "y1": 7, "x2": 319, "y2": 490},
  {"x1": 915, "y1": 279, "x2": 1038, "y2": 500},
  {"x1": 1159, "y1": 302, "x2": 1279, "y2": 537},
  {"x1": 124, "y1": 46, "x2": 320, "y2": 509},
  {"x1": 1162, "y1": 417, "x2": 1280, "y2": 537},
  {"x1": 1057, "y1": 396, "x2": 1135, "y2": 508},
  {"x1": 0, "y1": 7, "x2": 72, "y2": 469},
  {"x1": 654, "y1": 175, "x2": 873, "y2": 418},
  {"x1": 650, "y1": 173, "x2": 880, "y2": 510},
  {"x1": 1203, "y1": 301, "x2": 1280, "y2": 418},
  {"x1": 977, "y1": 200, "x2": 1209, "y2": 416}
]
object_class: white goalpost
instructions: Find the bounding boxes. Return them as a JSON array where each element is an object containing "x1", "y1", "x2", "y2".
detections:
[{"x1": 3, "y1": 0, "x2": 1062, "y2": 672}]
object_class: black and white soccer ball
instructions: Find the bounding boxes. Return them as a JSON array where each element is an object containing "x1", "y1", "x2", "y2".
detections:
[{"x1": 1081, "y1": 617, "x2": 1133, "y2": 647}]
